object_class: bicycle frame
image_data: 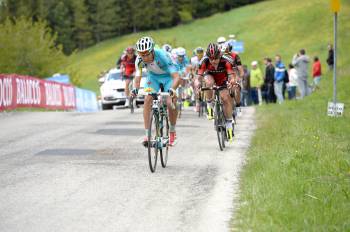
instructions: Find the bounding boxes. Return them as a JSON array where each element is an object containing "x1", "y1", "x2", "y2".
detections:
[{"x1": 150, "y1": 93, "x2": 169, "y2": 149}]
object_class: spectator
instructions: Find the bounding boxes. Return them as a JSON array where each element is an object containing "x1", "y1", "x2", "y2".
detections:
[
  {"x1": 263, "y1": 57, "x2": 276, "y2": 103},
  {"x1": 250, "y1": 61, "x2": 263, "y2": 105},
  {"x1": 274, "y1": 55, "x2": 286, "y2": 104},
  {"x1": 292, "y1": 49, "x2": 310, "y2": 99},
  {"x1": 312, "y1": 56, "x2": 322, "y2": 91},
  {"x1": 287, "y1": 64, "x2": 298, "y2": 99},
  {"x1": 241, "y1": 65, "x2": 251, "y2": 106},
  {"x1": 326, "y1": 44, "x2": 334, "y2": 71}
]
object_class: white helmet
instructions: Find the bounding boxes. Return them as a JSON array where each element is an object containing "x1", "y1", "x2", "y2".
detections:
[
  {"x1": 217, "y1": 36, "x2": 226, "y2": 44},
  {"x1": 219, "y1": 42, "x2": 229, "y2": 53},
  {"x1": 176, "y1": 47, "x2": 186, "y2": 56},
  {"x1": 162, "y1": 44, "x2": 172, "y2": 52},
  {"x1": 251, "y1": 61, "x2": 258, "y2": 66},
  {"x1": 135, "y1": 36, "x2": 154, "y2": 53}
]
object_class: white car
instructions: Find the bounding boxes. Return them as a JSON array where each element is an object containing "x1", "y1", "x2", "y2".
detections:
[{"x1": 99, "y1": 68, "x2": 147, "y2": 110}]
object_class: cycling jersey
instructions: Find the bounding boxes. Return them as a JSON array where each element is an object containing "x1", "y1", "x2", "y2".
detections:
[
  {"x1": 121, "y1": 54, "x2": 137, "y2": 77},
  {"x1": 175, "y1": 56, "x2": 190, "y2": 76},
  {"x1": 228, "y1": 52, "x2": 242, "y2": 67},
  {"x1": 190, "y1": 56, "x2": 200, "y2": 68},
  {"x1": 197, "y1": 55, "x2": 235, "y2": 86},
  {"x1": 135, "y1": 48, "x2": 177, "y2": 93}
]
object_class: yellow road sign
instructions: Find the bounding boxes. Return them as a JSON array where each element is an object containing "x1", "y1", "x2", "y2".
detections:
[{"x1": 331, "y1": 0, "x2": 340, "y2": 13}]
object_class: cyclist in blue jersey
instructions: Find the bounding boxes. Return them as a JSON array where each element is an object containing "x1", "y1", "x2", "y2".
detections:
[
  {"x1": 173, "y1": 47, "x2": 191, "y2": 104},
  {"x1": 174, "y1": 47, "x2": 190, "y2": 78},
  {"x1": 132, "y1": 36, "x2": 181, "y2": 147}
]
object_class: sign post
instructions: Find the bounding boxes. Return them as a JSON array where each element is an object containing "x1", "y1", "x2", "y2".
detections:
[{"x1": 328, "y1": 0, "x2": 343, "y2": 117}]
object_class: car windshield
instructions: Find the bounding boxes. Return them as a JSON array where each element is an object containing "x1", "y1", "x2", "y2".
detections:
[{"x1": 107, "y1": 72, "x2": 122, "y2": 81}]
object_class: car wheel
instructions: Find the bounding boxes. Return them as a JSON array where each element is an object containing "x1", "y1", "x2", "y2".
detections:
[{"x1": 102, "y1": 104, "x2": 110, "y2": 110}]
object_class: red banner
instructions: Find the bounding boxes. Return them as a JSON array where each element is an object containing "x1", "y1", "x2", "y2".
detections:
[{"x1": 0, "y1": 74, "x2": 76, "y2": 111}]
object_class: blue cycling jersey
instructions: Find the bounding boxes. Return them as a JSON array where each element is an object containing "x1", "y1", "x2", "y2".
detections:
[
  {"x1": 175, "y1": 56, "x2": 190, "y2": 75},
  {"x1": 135, "y1": 48, "x2": 177, "y2": 78},
  {"x1": 135, "y1": 48, "x2": 178, "y2": 93}
]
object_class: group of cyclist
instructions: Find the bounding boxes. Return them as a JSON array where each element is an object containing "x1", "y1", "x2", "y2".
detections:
[{"x1": 116, "y1": 36, "x2": 243, "y2": 147}]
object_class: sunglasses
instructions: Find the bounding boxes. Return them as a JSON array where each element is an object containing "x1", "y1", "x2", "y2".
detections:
[
  {"x1": 209, "y1": 56, "x2": 220, "y2": 61},
  {"x1": 138, "y1": 51, "x2": 152, "y2": 58}
]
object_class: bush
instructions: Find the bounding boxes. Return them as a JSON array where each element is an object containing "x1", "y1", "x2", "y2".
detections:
[{"x1": 0, "y1": 17, "x2": 79, "y2": 84}]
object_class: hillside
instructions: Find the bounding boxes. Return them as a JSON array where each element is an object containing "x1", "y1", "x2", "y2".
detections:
[{"x1": 69, "y1": 0, "x2": 349, "y2": 94}]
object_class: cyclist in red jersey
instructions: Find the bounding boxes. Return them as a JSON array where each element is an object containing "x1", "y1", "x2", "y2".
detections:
[
  {"x1": 120, "y1": 46, "x2": 137, "y2": 106},
  {"x1": 220, "y1": 43, "x2": 243, "y2": 107},
  {"x1": 197, "y1": 43, "x2": 238, "y2": 141}
]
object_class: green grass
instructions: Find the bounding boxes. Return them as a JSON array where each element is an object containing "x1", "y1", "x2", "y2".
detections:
[
  {"x1": 69, "y1": 0, "x2": 350, "y2": 230},
  {"x1": 229, "y1": 0, "x2": 350, "y2": 231},
  {"x1": 233, "y1": 75, "x2": 350, "y2": 231}
]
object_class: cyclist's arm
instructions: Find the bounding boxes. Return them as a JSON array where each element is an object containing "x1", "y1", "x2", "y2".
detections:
[
  {"x1": 196, "y1": 58, "x2": 208, "y2": 82},
  {"x1": 225, "y1": 62, "x2": 237, "y2": 84},
  {"x1": 134, "y1": 59, "x2": 143, "y2": 89},
  {"x1": 171, "y1": 72, "x2": 181, "y2": 90},
  {"x1": 235, "y1": 54, "x2": 244, "y2": 78}
]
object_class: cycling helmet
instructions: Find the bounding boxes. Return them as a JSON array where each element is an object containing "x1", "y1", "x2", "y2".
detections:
[
  {"x1": 195, "y1": 47, "x2": 204, "y2": 54},
  {"x1": 135, "y1": 36, "x2": 154, "y2": 53},
  {"x1": 206, "y1": 43, "x2": 221, "y2": 60},
  {"x1": 162, "y1": 44, "x2": 172, "y2": 52},
  {"x1": 217, "y1": 36, "x2": 226, "y2": 44},
  {"x1": 176, "y1": 47, "x2": 186, "y2": 56},
  {"x1": 126, "y1": 46, "x2": 135, "y2": 53},
  {"x1": 219, "y1": 42, "x2": 229, "y2": 53}
]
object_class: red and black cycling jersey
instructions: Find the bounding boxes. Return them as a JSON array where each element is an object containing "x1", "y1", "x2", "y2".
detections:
[
  {"x1": 229, "y1": 52, "x2": 242, "y2": 67},
  {"x1": 197, "y1": 55, "x2": 235, "y2": 86},
  {"x1": 120, "y1": 54, "x2": 137, "y2": 77}
]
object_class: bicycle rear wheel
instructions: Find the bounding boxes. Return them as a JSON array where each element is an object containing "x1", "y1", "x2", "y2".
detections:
[
  {"x1": 148, "y1": 112, "x2": 159, "y2": 172},
  {"x1": 160, "y1": 113, "x2": 169, "y2": 168}
]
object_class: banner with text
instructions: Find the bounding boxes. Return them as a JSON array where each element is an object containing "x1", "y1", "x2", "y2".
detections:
[{"x1": 0, "y1": 74, "x2": 76, "y2": 111}]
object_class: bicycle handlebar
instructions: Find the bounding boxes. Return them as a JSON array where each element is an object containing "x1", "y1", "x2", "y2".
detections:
[
  {"x1": 138, "y1": 92, "x2": 171, "y2": 96},
  {"x1": 201, "y1": 85, "x2": 227, "y2": 91}
]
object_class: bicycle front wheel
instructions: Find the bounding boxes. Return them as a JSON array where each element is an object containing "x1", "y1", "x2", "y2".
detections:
[
  {"x1": 214, "y1": 103, "x2": 224, "y2": 151},
  {"x1": 148, "y1": 111, "x2": 159, "y2": 172},
  {"x1": 220, "y1": 109, "x2": 226, "y2": 148}
]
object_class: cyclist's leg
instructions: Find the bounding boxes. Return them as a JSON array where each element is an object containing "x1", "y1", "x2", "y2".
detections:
[
  {"x1": 143, "y1": 75, "x2": 160, "y2": 142},
  {"x1": 162, "y1": 77, "x2": 176, "y2": 125},
  {"x1": 204, "y1": 74, "x2": 215, "y2": 119},
  {"x1": 220, "y1": 89, "x2": 233, "y2": 120},
  {"x1": 162, "y1": 76, "x2": 177, "y2": 145},
  {"x1": 194, "y1": 77, "x2": 201, "y2": 112},
  {"x1": 125, "y1": 77, "x2": 131, "y2": 98},
  {"x1": 234, "y1": 85, "x2": 241, "y2": 107},
  {"x1": 220, "y1": 89, "x2": 234, "y2": 141}
]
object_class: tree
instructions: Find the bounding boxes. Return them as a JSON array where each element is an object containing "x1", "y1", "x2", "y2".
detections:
[
  {"x1": 0, "y1": 17, "x2": 68, "y2": 79},
  {"x1": 87, "y1": 0, "x2": 118, "y2": 42},
  {"x1": 153, "y1": 0, "x2": 174, "y2": 29},
  {"x1": 114, "y1": 0, "x2": 129, "y2": 35},
  {"x1": 48, "y1": 0, "x2": 74, "y2": 54},
  {"x1": 72, "y1": 0, "x2": 93, "y2": 49}
]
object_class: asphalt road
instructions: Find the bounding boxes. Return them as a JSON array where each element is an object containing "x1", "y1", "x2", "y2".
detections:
[{"x1": 0, "y1": 106, "x2": 255, "y2": 232}]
